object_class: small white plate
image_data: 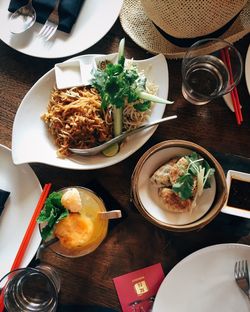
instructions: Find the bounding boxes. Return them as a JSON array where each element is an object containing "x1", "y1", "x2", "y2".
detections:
[
  {"x1": 55, "y1": 60, "x2": 92, "y2": 89},
  {"x1": 153, "y1": 243, "x2": 250, "y2": 312},
  {"x1": 221, "y1": 170, "x2": 250, "y2": 219},
  {"x1": 0, "y1": 0, "x2": 123, "y2": 59},
  {"x1": 0, "y1": 144, "x2": 42, "y2": 278},
  {"x1": 136, "y1": 147, "x2": 216, "y2": 226},
  {"x1": 12, "y1": 54, "x2": 170, "y2": 170}
]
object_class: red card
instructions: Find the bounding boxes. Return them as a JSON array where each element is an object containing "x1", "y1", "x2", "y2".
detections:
[{"x1": 113, "y1": 263, "x2": 165, "y2": 312}]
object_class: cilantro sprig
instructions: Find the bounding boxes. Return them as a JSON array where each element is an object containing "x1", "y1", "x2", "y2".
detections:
[
  {"x1": 172, "y1": 152, "x2": 215, "y2": 200},
  {"x1": 37, "y1": 191, "x2": 69, "y2": 240},
  {"x1": 91, "y1": 38, "x2": 173, "y2": 137},
  {"x1": 92, "y1": 62, "x2": 142, "y2": 110}
]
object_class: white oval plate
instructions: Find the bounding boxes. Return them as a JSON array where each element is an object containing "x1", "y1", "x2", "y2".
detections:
[
  {"x1": 245, "y1": 44, "x2": 250, "y2": 95},
  {"x1": 137, "y1": 147, "x2": 216, "y2": 225},
  {"x1": 0, "y1": 144, "x2": 42, "y2": 278},
  {"x1": 12, "y1": 53, "x2": 170, "y2": 170},
  {"x1": 153, "y1": 243, "x2": 250, "y2": 312},
  {"x1": 0, "y1": 0, "x2": 123, "y2": 59}
]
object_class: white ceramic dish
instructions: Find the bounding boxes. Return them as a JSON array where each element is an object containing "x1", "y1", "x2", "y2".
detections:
[
  {"x1": 135, "y1": 147, "x2": 216, "y2": 226},
  {"x1": 94, "y1": 53, "x2": 118, "y2": 69},
  {"x1": 0, "y1": 0, "x2": 123, "y2": 59},
  {"x1": 12, "y1": 53, "x2": 170, "y2": 170},
  {"x1": 0, "y1": 144, "x2": 42, "y2": 279},
  {"x1": 55, "y1": 60, "x2": 92, "y2": 89},
  {"x1": 245, "y1": 44, "x2": 250, "y2": 95},
  {"x1": 221, "y1": 170, "x2": 250, "y2": 219},
  {"x1": 153, "y1": 243, "x2": 250, "y2": 312}
]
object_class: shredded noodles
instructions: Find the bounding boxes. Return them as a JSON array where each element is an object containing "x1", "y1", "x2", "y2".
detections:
[
  {"x1": 42, "y1": 81, "x2": 158, "y2": 157},
  {"x1": 42, "y1": 86, "x2": 112, "y2": 157}
]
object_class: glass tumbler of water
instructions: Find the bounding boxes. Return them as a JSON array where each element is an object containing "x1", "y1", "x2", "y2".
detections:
[
  {"x1": 182, "y1": 38, "x2": 243, "y2": 105},
  {"x1": 0, "y1": 264, "x2": 60, "y2": 312}
]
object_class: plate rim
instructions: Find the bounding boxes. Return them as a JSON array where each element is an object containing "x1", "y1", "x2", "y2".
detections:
[
  {"x1": 0, "y1": 143, "x2": 42, "y2": 277},
  {"x1": 0, "y1": 0, "x2": 124, "y2": 59},
  {"x1": 153, "y1": 243, "x2": 250, "y2": 311}
]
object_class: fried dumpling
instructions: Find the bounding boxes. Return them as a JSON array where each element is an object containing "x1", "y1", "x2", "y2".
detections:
[
  {"x1": 158, "y1": 187, "x2": 193, "y2": 213},
  {"x1": 168, "y1": 156, "x2": 189, "y2": 184},
  {"x1": 150, "y1": 158, "x2": 178, "y2": 187}
]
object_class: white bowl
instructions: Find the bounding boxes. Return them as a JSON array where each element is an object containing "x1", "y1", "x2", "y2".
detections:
[{"x1": 221, "y1": 170, "x2": 250, "y2": 219}]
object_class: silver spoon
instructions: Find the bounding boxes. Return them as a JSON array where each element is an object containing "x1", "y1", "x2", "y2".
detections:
[
  {"x1": 9, "y1": 0, "x2": 36, "y2": 34},
  {"x1": 69, "y1": 115, "x2": 177, "y2": 156}
]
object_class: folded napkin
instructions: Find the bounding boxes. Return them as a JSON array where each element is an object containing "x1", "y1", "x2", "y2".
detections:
[
  {"x1": 8, "y1": 0, "x2": 84, "y2": 33},
  {"x1": 0, "y1": 189, "x2": 10, "y2": 216}
]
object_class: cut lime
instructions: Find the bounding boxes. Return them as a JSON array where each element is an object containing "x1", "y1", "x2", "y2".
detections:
[{"x1": 102, "y1": 143, "x2": 119, "y2": 157}]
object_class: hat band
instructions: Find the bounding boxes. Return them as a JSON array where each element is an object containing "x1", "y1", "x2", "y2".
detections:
[{"x1": 153, "y1": 12, "x2": 240, "y2": 47}]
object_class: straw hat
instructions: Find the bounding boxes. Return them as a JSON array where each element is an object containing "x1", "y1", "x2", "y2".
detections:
[{"x1": 120, "y1": 0, "x2": 250, "y2": 59}]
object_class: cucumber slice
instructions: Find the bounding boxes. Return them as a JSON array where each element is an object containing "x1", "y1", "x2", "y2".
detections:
[{"x1": 102, "y1": 143, "x2": 119, "y2": 157}]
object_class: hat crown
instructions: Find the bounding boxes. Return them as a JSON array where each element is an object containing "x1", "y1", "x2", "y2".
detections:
[{"x1": 141, "y1": 0, "x2": 248, "y2": 38}]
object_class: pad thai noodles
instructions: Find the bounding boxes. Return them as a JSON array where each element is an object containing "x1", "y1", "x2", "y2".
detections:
[
  {"x1": 42, "y1": 38, "x2": 171, "y2": 158},
  {"x1": 42, "y1": 83, "x2": 157, "y2": 157}
]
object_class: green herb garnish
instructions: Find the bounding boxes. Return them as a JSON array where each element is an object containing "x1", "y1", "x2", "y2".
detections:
[
  {"x1": 172, "y1": 173, "x2": 194, "y2": 200},
  {"x1": 172, "y1": 152, "x2": 215, "y2": 200},
  {"x1": 91, "y1": 38, "x2": 173, "y2": 137},
  {"x1": 37, "y1": 191, "x2": 69, "y2": 240}
]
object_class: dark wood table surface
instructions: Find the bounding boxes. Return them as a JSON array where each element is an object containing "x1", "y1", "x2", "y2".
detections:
[{"x1": 0, "y1": 18, "x2": 250, "y2": 311}]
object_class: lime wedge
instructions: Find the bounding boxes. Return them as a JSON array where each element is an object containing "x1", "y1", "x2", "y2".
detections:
[{"x1": 102, "y1": 143, "x2": 119, "y2": 157}]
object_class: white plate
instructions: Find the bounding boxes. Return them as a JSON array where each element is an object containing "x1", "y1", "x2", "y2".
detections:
[
  {"x1": 12, "y1": 53, "x2": 170, "y2": 170},
  {"x1": 245, "y1": 44, "x2": 250, "y2": 95},
  {"x1": 0, "y1": 144, "x2": 42, "y2": 279},
  {"x1": 153, "y1": 243, "x2": 250, "y2": 312},
  {"x1": 137, "y1": 147, "x2": 216, "y2": 225},
  {"x1": 0, "y1": 0, "x2": 123, "y2": 59}
]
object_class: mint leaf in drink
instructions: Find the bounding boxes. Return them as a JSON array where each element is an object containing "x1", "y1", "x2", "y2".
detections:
[{"x1": 37, "y1": 191, "x2": 69, "y2": 240}]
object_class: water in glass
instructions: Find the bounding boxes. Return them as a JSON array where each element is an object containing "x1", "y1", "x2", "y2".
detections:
[
  {"x1": 2, "y1": 266, "x2": 60, "y2": 312},
  {"x1": 182, "y1": 55, "x2": 229, "y2": 105}
]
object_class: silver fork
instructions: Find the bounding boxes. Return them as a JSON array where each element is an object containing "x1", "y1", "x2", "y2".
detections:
[
  {"x1": 234, "y1": 260, "x2": 250, "y2": 300},
  {"x1": 38, "y1": 0, "x2": 60, "y2": 41}
]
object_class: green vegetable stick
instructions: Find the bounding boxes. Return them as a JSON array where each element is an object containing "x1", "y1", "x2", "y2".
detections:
[
  {"x1": 118, "y1": 38, "x2": 125, "y2": 68},
  {"x1": 113, "y1": 38, "x2": 125, "y2": 136},
  {"x1": 138, "y1": 91, "x2": 174, "y2": 104},
  {"x1": 113, "y1": 106, "x2": 123, "y2": 137}
]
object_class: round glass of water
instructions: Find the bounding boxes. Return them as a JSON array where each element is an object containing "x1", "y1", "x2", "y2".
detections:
[
  {"x1": 182, "y1": 38, "x2": 243, "y2": 105},
  {"x1": 0, "y1": 265, "x2": 60, "y2": 312}
]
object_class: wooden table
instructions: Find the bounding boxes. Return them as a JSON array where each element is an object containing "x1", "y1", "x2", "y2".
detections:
[{"x1": 0, "y1": 19, "x2": 250, "y2": 311}]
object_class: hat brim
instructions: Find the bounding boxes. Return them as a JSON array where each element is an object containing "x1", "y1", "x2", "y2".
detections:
[{"x1": 120, "y1": 0, "x2": 250, "y2": 59}]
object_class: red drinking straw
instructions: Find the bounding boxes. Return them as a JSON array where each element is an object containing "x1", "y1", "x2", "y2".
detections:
[{"x1": 220, "y1": 48, "x2": 242, "y2": 125}]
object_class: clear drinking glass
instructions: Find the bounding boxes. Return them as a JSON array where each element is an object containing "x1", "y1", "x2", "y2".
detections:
[
  {"x1": 40, "y1": 186, "x2": 109, "y2": 258},
  {"x1": 0, "y1": 265, "x2": 60, "y2": 312},
  {"x1": 182, "y1": 38, "x2": 243, "y2": 105}
]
